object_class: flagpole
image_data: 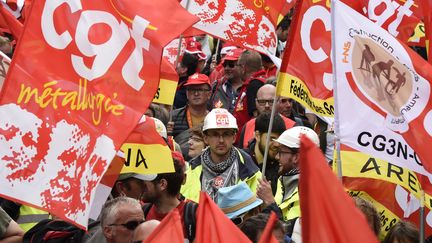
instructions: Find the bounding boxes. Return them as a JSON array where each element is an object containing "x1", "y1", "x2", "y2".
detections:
[
  {"x1": 330, "y1": 0, "x2": 343, "y2": 180},
  {"x1": 420, "y1": 190, "x2": 425, "y2": 243},
  {"x1": 261, "y1": 75, "x2": 279, "y2": 179}
]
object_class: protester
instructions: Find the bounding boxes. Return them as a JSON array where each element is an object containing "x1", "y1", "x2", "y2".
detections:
[
  {"x1": 353, "y1": 196, "x2": 381, "y2": 237},
  {"x1": 233, "y1": 50, "x2": 266, "y2": 134},
  {"x1": 188, "y1": 125, "x2": 206, "y2": 159},
  {"x1": 244, "y1": 113, "x2": 286, "y2": 195},
  {"x1": 277, "y1": 97, "x2": 311, "y2": 128},
  {"x1": 210, "y1": 48, "x2": 244, "y2": 112},
  {"x1": 100, "y1": 197, "x2": 144, "y2": 243},
  {"x1": 238, "y1": 84, "x2": 295, "y2": 149},
  {"x1": 141, "y1": 151, "x2": 198, "y2": 242},
  {"x1": 382, "y1": 220, "x2": 420, "y2": 243},
  {"x1": 216, "y1": 182, "x2": 263, "y2": 226},
  {"x1": 169, "y1": 73, "x2": 211, "y2": 159},
  {"x1": 241, "y1": 213, "x2": 287, "y2": 243},
  {"x1": 111, "y1": 173, "x2": 148, "y2": 200},
  {"x1": 132, "y1": 220, "x2": 160, "y2": 243},
  {"x1": 181, "y1": 108, "x2": 261, "y2": 203},
  {"x1": 275, "y1": 15, "x2": 291, "y2": 56},
  {"x1": 0, "y1": 207, "x2": 24, "y2": 243},
  {"x1": 256, "y1": 126, "x2": 320, "y2": 222},
  {"x1": 173, "y1": 52, "x2": 200, "y2": 109}
]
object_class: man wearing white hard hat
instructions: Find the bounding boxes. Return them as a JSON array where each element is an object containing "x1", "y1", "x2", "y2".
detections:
[
  {"x1": 256, "y1": 126, "x2": 320, "y2": 223},
  {"x1": 180, "y1": 108, "x2": 261, "y2": 203}
]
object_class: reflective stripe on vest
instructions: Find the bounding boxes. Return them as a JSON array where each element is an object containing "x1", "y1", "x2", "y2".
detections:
[
  {"x1": 279, "y1": 187, "x2": 300, "y2": 221},
  {"x1": 17, "y1": 206, "x2": 50, "y2": 232}
]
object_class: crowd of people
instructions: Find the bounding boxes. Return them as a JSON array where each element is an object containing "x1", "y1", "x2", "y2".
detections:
[{"x1": 0, "y1": 9, "x2": 428, "y2": 243}]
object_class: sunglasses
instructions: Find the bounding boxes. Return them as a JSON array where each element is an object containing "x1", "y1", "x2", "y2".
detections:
[
  {"x1": 222, "y1": 61, "x2": 236, "y2": 68},
  {"x1": 109, "y1": 220, "x2": 144, "y2": 231}
]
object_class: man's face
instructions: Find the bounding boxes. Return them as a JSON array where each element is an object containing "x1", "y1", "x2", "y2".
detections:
[
  {"x1": 275, "y1": 145, "x2": 298, "y2": 175},
  {"x1": 236, "y1": 58, "x2": 247, "y2": 80},
  {"x1": 277, "y1": 98, "x2": 293, "y2": 118},
  {"x1": 204, "y1": 129, "x2": 236, "y2": 160},
  {"x1": 119, "y1": 178, "x2": 145, "y2": 200},
  {"x1": 105, "y1": 204, "x2": 144, "y2": 243},
  {"x1": 223, "y1": 60, "x2": 242, "y2": 81},
  {"x1": 141, "y1": 180, "x2": 161, "y2": 204},
  {"x1": 256, "y1": 132, "x2": 280, "y2": 160},
  {"x1": 186, "y1": 84, "x2": 211, "y2": 106},
  {"x1": 255, "y1": 88, "x2": 275, "y2": 115}
]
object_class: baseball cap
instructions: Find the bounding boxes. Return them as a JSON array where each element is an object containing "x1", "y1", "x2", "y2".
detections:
[
  {"x1": 117, "y1": 172, "x2": 157, "y2": 181},
  {"x1": 185, "y1": 39, "x2": 207, "y2": 60},
  {"x1": 223, "y1": 48, "x2": 243, "y2": 61},
  {"x1": 184, "y1": 73, "x2": 211, "y2": 87}
]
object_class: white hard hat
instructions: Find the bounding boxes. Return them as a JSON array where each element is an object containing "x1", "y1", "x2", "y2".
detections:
[
  {"x1": 274, "y1": 126, "x2": 319, "y2": 148},
  {"x1": 203, "y1": 108, "x2": 238, "y2": 132}
]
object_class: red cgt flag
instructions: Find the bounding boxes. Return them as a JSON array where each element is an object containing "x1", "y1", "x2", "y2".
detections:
[
  {"x1": 196, "y1": 191, "x2": 251, "y2": 243},
  {"x1": 0, "y1": 3, "x2": 23, "y2": 39},
  {"x1": 180, "y1": 0, "x2": 286, "y2": 56},
  {"x1": 258, "y1": 212, "x2": 278, "y2": 243},
  {"x1": 144, "y1": 209, "x2": 184, "y2": 243},
  {"x1": 299, "y1": 136, "x2": 379, "y2": 243},
  {"x1": 0, "y1": 0, "x2": 197, "y2": 229},
  {"x1": 423, "y1": 0, "x2": 432, "y2": 63}
]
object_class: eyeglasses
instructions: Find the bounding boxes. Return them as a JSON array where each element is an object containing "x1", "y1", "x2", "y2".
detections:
[
  {"x1": 190, "y1": 136, "x2": 204, "y2": 142},
  {"x1": 186, "y1": 87, "x2": 211, "y2": 93},
  {"x1": 222, "y1": 61, "x2": 236, "y2": 68},
  {"x1": 108, "y1": 220, "x2": 144, "y2": 231},
  {"x1": 256, "y1": 99, "x2": 274, "y2": 106},
  {"x1": 206, "y1": 131, "x2": 235, "y2": 139}
]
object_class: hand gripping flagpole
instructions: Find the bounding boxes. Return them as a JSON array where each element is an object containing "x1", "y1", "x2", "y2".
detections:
[{"x1": 330, "y1": 0, "x2": 343, "y2": 180}]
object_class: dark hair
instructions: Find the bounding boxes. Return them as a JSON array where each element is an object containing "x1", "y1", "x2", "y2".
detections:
[
  {"x1": 190, "y1": 125, "x2": 204, "y2": 140},
  {"x1": 153, "y1": 156, "x2": 185, "y2": 197},
  {"x1": 181, "y1": 52, "x2": 199, "y2": 77},
  {"x1": 382, "y1": 221, "x2": 419, "y2": 243},
  {"x1": 353, "y1": 197, "x2": 381, "y2": 236},
  {"x1": 240, "y1": 213, "x2": 285, "y2": 243},
  {"x1": 255, "y1": 113, "x2": 286, "y2": 135}
]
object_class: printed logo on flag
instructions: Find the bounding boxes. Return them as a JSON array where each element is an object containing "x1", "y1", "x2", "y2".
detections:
[{"x1": 346, "y1": 34, "x2": 430, "y2": 133}]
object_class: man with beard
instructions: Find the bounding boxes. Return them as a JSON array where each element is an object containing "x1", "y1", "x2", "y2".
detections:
[
  {"x1": 256, "y1": 126, "x2": 320, "y2": 222},
  {"x1": 181, "y1": 108, "x2": 261, "y2": 203},
  {"x1": 244, "y1": 113, "x2": 286, "y2": 195},
  {"x1": 210, "y1": 48, "x2": 244, "y2": 112},
  {"x1": 141, "y1": 151, "x2": 198, "y2": 242}
]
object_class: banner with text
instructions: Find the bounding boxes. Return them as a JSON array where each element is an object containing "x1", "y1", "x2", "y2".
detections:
[
  {"x1": 334, "y1": 1, "x2": 432, "y2": 175},
  {"x1": 0, "y1": 0, "x2": 197, "y2": 228}
]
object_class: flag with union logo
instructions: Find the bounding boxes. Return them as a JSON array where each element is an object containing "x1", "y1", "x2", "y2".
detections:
[
  {"x1": 0, "y1": 0, "x2": 198, "y2": 228},
  {"x1": 333, "y1": 0, "x2": 432, "y2": 175}
]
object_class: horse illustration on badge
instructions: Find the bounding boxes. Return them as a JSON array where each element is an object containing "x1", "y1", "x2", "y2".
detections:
[{"x1": 350, "y1": 35, "x2": 429, "y2": 133}]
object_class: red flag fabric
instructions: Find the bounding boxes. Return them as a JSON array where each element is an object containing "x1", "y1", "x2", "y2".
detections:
[
  {"x1": 299, "y1": 136, "x2": 379, "y2": 243},
  {"x1": 180, "y1": 0, "x2": 286, "y2": 56},
  {"x1": 342, "y1": 0, "x2": 423, "y2": 43},
  {"x1": 144, "y1": 209, "x2": 184, "y2": 243},
  {"x1": 0, "y1": 0, "x2": 197, "y2": 228},
  {"x1": 276, "y1": 0, "x2": 334, "y2": 117},
  {"x1": 196, "y1": 191, "x2": 251, "y2": 243},
  {"x1": 0, "y1": 3, "x2": 22, "y2": 39},
  {"x1": 257, "y1": 212, "x2": 278, "y2": 243},
  {"x1": 424, "y1": 0, "x2": 432, "y2": 62},
  {"x1": 336, "y1": 143, "x2": 432, "y2": 238}
]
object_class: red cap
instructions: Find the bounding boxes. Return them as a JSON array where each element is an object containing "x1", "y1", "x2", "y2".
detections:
[
  {"x1": 185, "y1": 39, "x2": 207, "y2": 60},
  {"x1": 224, "y1": 48, "x2": 244, "y2": 61},
  {"x1": 184, "y1": 73, "x2": 211, "y2": 87}
]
